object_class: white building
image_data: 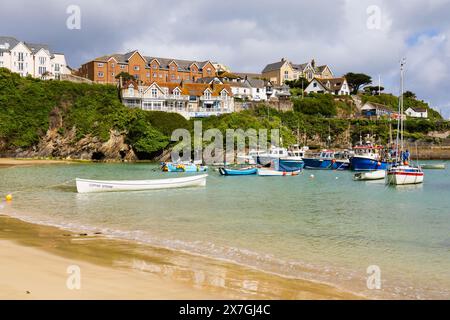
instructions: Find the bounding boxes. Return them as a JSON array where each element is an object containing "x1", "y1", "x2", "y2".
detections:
[
  {"x1": 0, "y1": 36, "x2": 70, "y2": 79},
  {"x1": 304, "y1": 77, "x2": 351, "y2": 95},
  {"x1": 405, "y1": 107, "x2": 428, "y2": 118}
]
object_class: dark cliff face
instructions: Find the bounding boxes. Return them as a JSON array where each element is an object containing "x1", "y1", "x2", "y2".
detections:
[{"x1": 1, "y1": 128, "x2": 137, "y2": 161}]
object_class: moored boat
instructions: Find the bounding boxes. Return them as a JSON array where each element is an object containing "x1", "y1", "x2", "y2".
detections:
[
  {"x1": 162, "y1": 162, "x2": 208, "y2": 172},
  {"x1": 219, "y1": 167, "x2": 257, "y2": 176},
  {"x1": 353, "y1": 169, "x2": 386, "y2": 181},
  {"x1": 386, "y1": 59, "x2": 424, "y2": 186},
  {"x1": 350, "y1": 145, "x2": 389, "y2": 171},
  {"x1": 420, "y1": 163, "x2": 446, "y2": 169},
  {"x1": 76, "y1": 174, "x2": 208, "y2": 193},
  {"x1": 386, "y1": 165, "x2": 424, "y2": 185},
  {"x1": 302, "y1": 150, "x2": 335, "y2": 170},
  {"x1": 257, "y1": 169, "x2": 301, "y2": 176}
]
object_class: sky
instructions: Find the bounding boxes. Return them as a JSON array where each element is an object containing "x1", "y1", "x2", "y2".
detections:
[{"x1": 1, "y1": 0, "x2": 449, "y2": 117}]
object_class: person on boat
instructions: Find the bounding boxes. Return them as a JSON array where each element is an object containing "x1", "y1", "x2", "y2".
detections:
[{"x1": 403, "y1": 149, "x2": 410, "y2": 163}]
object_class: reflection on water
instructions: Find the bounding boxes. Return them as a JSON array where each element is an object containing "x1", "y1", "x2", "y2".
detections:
[{"x1": 0, "y1": 162, "x2": 449, "y2": 299}]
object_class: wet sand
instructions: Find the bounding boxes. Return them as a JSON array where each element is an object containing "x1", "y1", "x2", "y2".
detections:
[{"x1": 0, "y1": 215, "x2": 362, "y2": 300}]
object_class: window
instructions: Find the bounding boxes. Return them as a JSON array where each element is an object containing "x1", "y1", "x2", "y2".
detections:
[
  {"x1": 134, "y1": 65, "x2": 140, "y2": 71},
  {"x1": 18, "y1": 52, "x2": 24, "y2": 61},
  {"x1": 153, "y1": 73, "x2": 157, "y2": 77},
  {"x1": 133, "y1": 74, "x2": 139, "y2": 80},
  {"x1": 151, "y1": 88, "x2": 158, "y2": 98},
  {"x1": 120, "y1": 65, "x2": 125, "y2": 69},
  {"x1": 159, "y1": 74, "x2": 162, "y2": 78},
  {"x1": 111, "y1": 63, "x2": 115, "y2": 68},
  {"x1": 152, "y1": 63, "x2": 158, "y2": 69},
  {"x1": 111, "y1": 72, "x2": 115, "y2": 77},
  {"x1": 38, "y1": 66, "x2": 46, "y2": 74},
  {"x1": 18, "y1": 62, "x2": 24, "y2": 71},
  {"x1": 0, "y1": 52, "x2": 3, "y2": 57},
  {"x1": 171, "y1": 74, "x2": 175, "y2": 80},
  {"x1": 0, "y1": 61, "x2": 3, "y2": 66},
  {"x1": 174, "y1": 89, "x2": 180, "y2": 97},
  {"x1": 221, "y1": 90, "x2": 227, "y2": 99},
  {"x1": 171, "y1": 65, "x2": 175, "y2": 71},
  {"x1": 98, "y1": 72, "x2": 104, "y2": 77},
  {"x1": 98, "y1": 63, "x2": 104, "y2": 67},
  {"x1": 39, "y1": 57, "x2": 47, "y2": 65},
  {"x1": 207, "y1": 68, "x2": 212, "y2": 75},
  {"x1": 284, "y1": 70, "x2": 289, "y2": 80},
  {"x1": 256, "y1": 88, "x2": 260, "y2": 93},
  {"x1": 54, "y1": 63, "x2": 60, "y2": 72},
  {"x1": 204, "y1": 90, "x2": 211, "y2": 100},
  {"x1": 128, "y1": 85, "x2": 134, "y2": 96}
]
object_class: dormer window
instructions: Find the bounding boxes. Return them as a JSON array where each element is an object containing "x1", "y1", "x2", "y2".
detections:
[
  {"x1": 221, "y1": 90, "x2": 227, "y2": 99},
  {"x1": 204, "y1": 90, "x2": 211, "y2": 100},
  {"x1": 152, "y1": 63, "x2": 158, "y2": 69},
  {"x1": 128, "y1": 85, "x2": 134, "y2": 96},
  {"x1": 174, "y1": 89, "x2": 180, "y2": 97},
  {"x1": 151, "y1": 88, "x2": 158, "y2": 98}
]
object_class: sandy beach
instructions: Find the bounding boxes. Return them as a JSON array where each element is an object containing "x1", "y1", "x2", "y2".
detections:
[{"x1": 0, "y1": 214, "x2": 361, "y2": 300}]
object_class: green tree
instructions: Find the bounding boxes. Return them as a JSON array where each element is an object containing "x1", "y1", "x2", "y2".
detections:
[{"x1": 345, "y1": 72, "x2": 372, "y2": 94}]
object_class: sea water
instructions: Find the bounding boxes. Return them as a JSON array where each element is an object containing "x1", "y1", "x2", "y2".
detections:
[{"x1": 1, "y1": 162, "x2": 449, "y2": 299}]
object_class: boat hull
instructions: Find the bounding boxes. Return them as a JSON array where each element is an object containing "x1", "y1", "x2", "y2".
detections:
[
  {"x1": 257, "y1": 169, "x2": 301, "y2": 176},
  {"x1": 354, "y1": 170, "x2": 386, "y2": 181},
  {"x1": 278, "y1": 159, "x2": 305, "y2": 172},
  {"x1": 76, "y1": 174, "x2": 208, "y2": 193},
  {"x1": 386, "y1": 171, "x2": 424, "y2": 185},
  {"x1": 163, "y1": 163, "x2": 208, "y2": 172},
  {"x1": 302, "y1": 158, "x2": 333, "y2": 170},
  {"x1": 219, "y1": 167, "x2": 257, "y2": 176},
  {"x1": 332, "y1": 160, "x2": 350, "y2": 170},
  {"x1": 420, "y1": 163, "x2": 446, "y2": 169},
  {"x1": 350, "y1": 156, "x2": 388, "y2": 171}
]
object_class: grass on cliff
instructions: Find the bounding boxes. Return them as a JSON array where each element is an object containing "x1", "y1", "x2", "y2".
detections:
[{"x1": 0, "y1": 68, "x2": 189, "y2": 156}]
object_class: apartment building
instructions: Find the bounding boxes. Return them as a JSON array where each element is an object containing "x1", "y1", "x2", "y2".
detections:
[
  {"x1": 79, "y1": 50, "x2": 217, "y2": 84},
  {"x1": 121, "y1": 80, "x2": 234, "y2": 119},
  {"x1": 0, "y1": 36, "x2": 70, "y2": 79}
]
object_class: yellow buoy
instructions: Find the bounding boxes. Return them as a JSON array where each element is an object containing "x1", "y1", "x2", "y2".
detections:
[{"x1": 5, "y1": 194, "x2": 13, "y2": 201}]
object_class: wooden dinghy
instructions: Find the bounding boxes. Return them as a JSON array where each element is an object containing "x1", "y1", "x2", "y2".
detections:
[{"x1": 76, "y1": 174, "x2": 207, "y2": 193}]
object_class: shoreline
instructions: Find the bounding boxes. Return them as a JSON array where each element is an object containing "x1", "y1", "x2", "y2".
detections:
[{"x1": 0, "y1": 214, "x2": 363, "y2": 300}]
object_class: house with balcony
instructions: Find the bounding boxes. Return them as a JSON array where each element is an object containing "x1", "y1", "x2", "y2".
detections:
[
  {"x1": 121, "y1": 80, "x2": 234, "y2": 119},
  {"x1": 0, "y1": 36, "x2": 70, "y2": 79}
]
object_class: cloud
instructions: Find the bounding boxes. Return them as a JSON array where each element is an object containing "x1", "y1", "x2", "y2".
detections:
[{"x1": 1, "y1": 0, "x2": 449, "y2": 117}]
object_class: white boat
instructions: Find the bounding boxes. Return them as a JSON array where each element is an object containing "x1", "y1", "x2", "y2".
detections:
[
  {"x1": 257, "y1": 168, "x2": 301, "y2": 176},
  {"x1": 386, "y1": 165, "x2": 424, "y2": 185},
  {"x1": 386, "y1": 59, "x2": 424, "y2": 186},
  {"x1": 76, "y1": 174, "x2": 207, "y2": 193},
  {"x1": 256, "y1": 146, "x2": 289, "y2": 165},
  {"x1": 420, "y1": 163, "x2": 446, "y2": 169},
  {"x1": 353, "y1": 170, "x2": 386, "y2": 181}
]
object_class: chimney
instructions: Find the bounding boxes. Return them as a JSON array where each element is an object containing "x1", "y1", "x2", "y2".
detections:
[{"x1": 281, "y1": 58, "x2": 286, "y2": 62}]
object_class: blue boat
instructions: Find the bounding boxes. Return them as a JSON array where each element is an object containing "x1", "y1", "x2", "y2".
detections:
[
  {"x1": 302, "y1": 150, "x2": 335, "y2": 170},
  {"x1": 162, "y1": 162, "x2": 208, "y2": 172},
  {"x1": 219, "y1": 167, "x2": 257, "y2": 176},
  {"x1": 331, "y1": 150, "x2": 353, "y2": 170},
  {"x1": 278, "y1": 158, "x2": 305, "y2": 172},
  {"x1": 350, "y1": 145, "x2": 389, "y2": 171}
]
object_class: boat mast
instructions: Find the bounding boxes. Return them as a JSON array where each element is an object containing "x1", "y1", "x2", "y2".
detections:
[{"x1": 400, "y1": 58, "x2": 405, "y2": 157}]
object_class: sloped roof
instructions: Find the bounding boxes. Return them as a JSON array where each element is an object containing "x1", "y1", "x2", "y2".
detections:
[
  {"x1": 408, "y1": 107, "x2": 427, "y2": 113},
  {"x1": 317, "y1": 77, "x2": 346, "y2": 91},
  {"x1": 223, "y1": 81, "x2": 251, "y2": 88},
  {"x1": 262, "y1": 60, "x2": 288, "y2": 73},
  {"x1": 0, "y1": 36, "x2": 19, "y2": 52},
  {"x1": 246, "y1": 78, "x2": 266, "y2": 88}
]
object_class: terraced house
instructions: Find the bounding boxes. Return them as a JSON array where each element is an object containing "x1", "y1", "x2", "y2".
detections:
[
  {"x1": 0, "y1": 36, "x2": 70, "y2": 79},
  {"x1": 79, "y1": 50, "x2": 217, "y2": 84},
  {"x1": 121, "y1": 80, "x2": 234, "y2": 119},
  {"x1": 262, "y1": 58, "x2": 333, "y2": 85}
]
